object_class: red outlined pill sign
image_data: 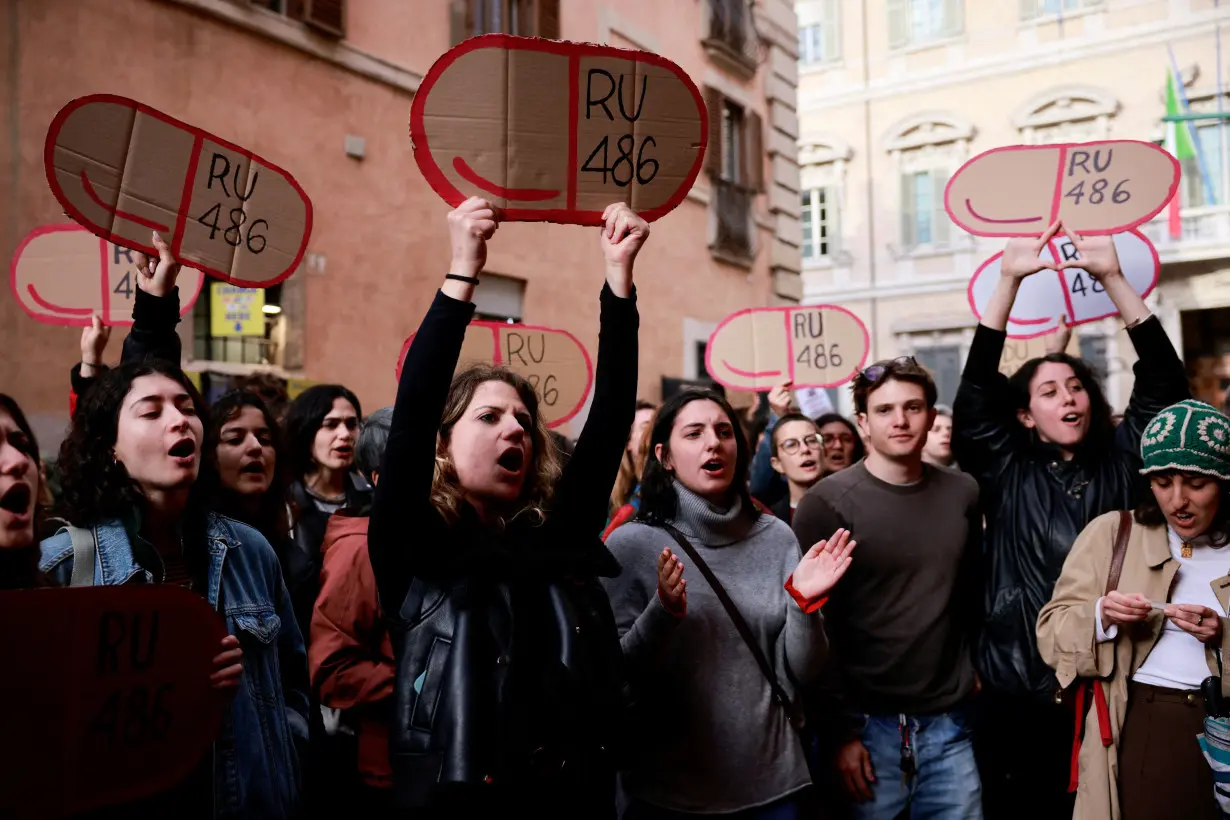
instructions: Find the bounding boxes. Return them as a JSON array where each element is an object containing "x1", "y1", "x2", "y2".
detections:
[
  {"x1": 944, "y1": 140, "x2": 1180, "y2": 237},
  {"x1": 0, "y1": 585, "x2": 226, "y2": 818},
  {"x1": 396, "y1": 321, "x2": 594, "y2": 428},
  {"x1": 44, "y1": 94, "x2": 312, "y2": 288},
  {"x1": 410, "y1": 34, "x2": 708, "y2": 225},
  {"x1": 10, "y1": 223, "x2": 205, "y2": 327},
  {"x1": 966, "y1": 229, "x2": 1160, "y2": 339},
  {"x1": 705, "y1": 305, "x2": 870, "y2": 392}
]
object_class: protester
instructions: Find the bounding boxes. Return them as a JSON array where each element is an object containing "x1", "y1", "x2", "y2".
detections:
[
  {"x1": 611, "y1": 399, "x2": 657, "y2": 515},
  {"x1": 814, "y1": 412, "x2": 865, "y2": 474},
  {"x1": 368, "y1": 198, "x2": 646, "y2": 814},
  {"x1": 0, "y1": 394, "x2": 45, "y2": 588},
  {"x1": 1038, "y1": 399, "x2": 1230, "y2": 820},
  {"x1": 604, "y1": 387, "x2": 848, "y2": 818},
  {"x1": 953, "y1": 222, "x2": 1190, "y2": 818},
  {"x1": 794, "y1": 357, "x2": 983, "y2": 820},
  {"x1": 283, "y1": 383, "x2": 368, "y2": 640},
  {"x1": 235, "y1": 371, "x2": 292, "y2": 423},
  {"x1": 40, "y1": 358, "x2": 308, "y2": 818},
  {"x1": 766, "y1": 412, "x2": 824, "y2": 522},
  {"x1": 923, "y1": 404, "x2": 955, "y2": 468},
  {"x1": 205, "y1": 389, "x2": 292, "y2": 555},
  {"x1": 310, "y1": 406, "x2": 396, "y2": 813}
]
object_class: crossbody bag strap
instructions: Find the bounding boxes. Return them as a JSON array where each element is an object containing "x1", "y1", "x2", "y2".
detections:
[
  {"x1": 662, "y1": 524, "x2": 804, "y2": 731},
  {"x1": 1105, "y1": 510, "x2": 1133, "y2": 596}
]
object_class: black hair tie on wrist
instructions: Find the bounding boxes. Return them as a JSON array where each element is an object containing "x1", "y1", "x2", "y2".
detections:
[{"x1": 446, "y1": 273, "x2": 480, "y2": 285}]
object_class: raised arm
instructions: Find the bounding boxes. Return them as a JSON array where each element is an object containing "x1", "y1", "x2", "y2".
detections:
[
  {"x1": 123, "y1": 231, "x2": 185, "y2": 365},
  {"x1": 953, "y1": 227, "x2": 1061, "y2": 487},
  {"x1": 553, "y1": 204, "x2": 646, "y2": 536},
  {"x1": 368, "y1": 199, "x2": 493, "y2": 614}
]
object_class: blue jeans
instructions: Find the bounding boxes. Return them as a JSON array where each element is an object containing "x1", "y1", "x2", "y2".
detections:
[
  {"x1": 851, "y1": 707, "x2": 982, "y2": 820},
  {"x1": 623, "y1": 792, "x2": 806, "y2": 820}
]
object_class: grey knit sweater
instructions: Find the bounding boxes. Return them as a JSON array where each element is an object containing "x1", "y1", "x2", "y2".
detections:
[{"x1": 602, "y1": 482, "x2": 828, "y2": 814}]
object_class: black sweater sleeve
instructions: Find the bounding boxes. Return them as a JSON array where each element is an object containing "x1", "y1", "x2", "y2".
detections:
[
  {"x1": 368, "y1": 290, "x2": 475, "y2": 616},
  {"x1": 552, "y1": 284, "x2": 639, "y2": 536},
  {"x1": 69, "y1": 287, "x2": 183, "y2": 404},
  {"x1": 1114, "y1": 315, "x2": 1190, "y2": 460},
  {"x1": 952, "y1": 323, "x2": 1018, "y2": 491}
]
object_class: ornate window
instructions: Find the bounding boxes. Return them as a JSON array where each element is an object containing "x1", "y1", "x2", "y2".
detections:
[
  {"x1": 884, "y1": 112, "x2": 974, "y2": 253},
  {"x1": 1014, "y1": 85, "x2": 1118, "y2": 145}
]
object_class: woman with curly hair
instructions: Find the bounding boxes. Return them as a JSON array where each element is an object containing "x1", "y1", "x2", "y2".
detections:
[
  {"x1": 39, "y1": 358, "x2": 308, "y2": 818},
  {"x1": 0, "y1": 394, "x2": 47, "y2": 589},
  {"x1": 369, "y1": 198, "x2": 647, "y2": 815}
]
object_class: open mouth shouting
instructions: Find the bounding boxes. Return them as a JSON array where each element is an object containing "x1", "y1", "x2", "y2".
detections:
[
  {"x1": 1061, "y1": 412, "x2": 1083, "y2": 427},
  {"x1": 798, "y1": 456, "x2": 820, "y2": 473},
  {"x1": 168, "y1": 437, "x2": 197, "y2": 467},
  {"x1": 333, "y1": 445, "x2": 354, "y2": 461},
  {"x1": 701, "y1": 457, "x2": 726, "y2": 476},
  {"x1": 496, "y1": 446, "x2": 526, "y2": 478},
  {"x1": 0, "y1": 482, "x2": 33, "y2": 525}
]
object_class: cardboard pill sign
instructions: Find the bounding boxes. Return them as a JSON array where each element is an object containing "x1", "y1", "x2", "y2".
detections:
[
  {"x1": 397, "y1": 320, "x2": 594, "y2": 428},
  {"x1": 411, "y1": 34, "x2": 708, "y2": 225},
  {"x1": 967, "y1": 229, "x2": 1160, "y2": 339},
  {"x1": 10, "y1": 223, "x2": 205, "y2": 326},
  {"x1": 705, "y1": 306, "x2": 870, "y2": 392},
  {"x1": 0, "y1": 586, "x2": 227, "y2": 819},
  {"x1": 945, "y1": 140, "x2": 1180, "y2": 237},
  {"x1": 45, "y1": 94, "x2": 312, "y2": 287}
]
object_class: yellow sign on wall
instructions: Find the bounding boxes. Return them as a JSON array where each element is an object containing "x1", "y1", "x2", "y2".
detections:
[
  {"x1": 286, "y1": 378, "x2": 317, "y2": 400},
  {"x1": 210, "y1": 284, "x2": 264, "y2": 337}
]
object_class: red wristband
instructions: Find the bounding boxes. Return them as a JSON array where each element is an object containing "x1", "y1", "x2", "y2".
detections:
[{"x1": 784, "y1": 574, "x2": 827, "y2": 614}]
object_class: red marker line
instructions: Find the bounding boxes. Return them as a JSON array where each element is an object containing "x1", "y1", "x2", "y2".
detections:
[
  {"x1": 452, "y1": 157, "x2": 559, "y2": 202},
  {"x1": 965, "y1": 199, "x2": 1043, "y2": 225},
  {"x1": 722, "y1": 360, "x2": 782, "y2": 380},
  {"x1": 81, "y1": 170, "x2": 170, "y2": 233},
  {"x1": 28, "y1": 284, "x2": 92, "y2": 315}
]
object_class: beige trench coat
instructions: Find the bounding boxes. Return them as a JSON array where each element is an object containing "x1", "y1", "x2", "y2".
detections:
[{"x1": 1037, "y1": 511, "x2": 1230, "y2": 820}]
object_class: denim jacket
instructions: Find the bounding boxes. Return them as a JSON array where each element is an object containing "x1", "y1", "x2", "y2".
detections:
[{"x1": 40, "y1": 513, "x2": 309, "y2": 819}]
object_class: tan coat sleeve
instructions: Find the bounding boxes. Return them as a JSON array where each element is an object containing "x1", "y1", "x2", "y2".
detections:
[{"x1": 1037, "y1": 512, "x2": 1122, "y2": 689}]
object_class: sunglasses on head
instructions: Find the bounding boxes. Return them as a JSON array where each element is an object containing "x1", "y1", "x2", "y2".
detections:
[{"x1": 858, "y1": 356, "x2": 921, "y2": 386}]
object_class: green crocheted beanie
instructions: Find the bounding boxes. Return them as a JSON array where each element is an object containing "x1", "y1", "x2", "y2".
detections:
[{"x1": 1140, "y1": 400, "x2": 1230, "y2": 480}]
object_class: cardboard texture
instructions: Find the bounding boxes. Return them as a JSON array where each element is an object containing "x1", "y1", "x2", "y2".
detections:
[
  {"x1": 999, "y1": 330, "x2": 1080, "y2": 377},
  {"x1": 397, "y1": 320, "x2": 593, "y2": 428},
  {"x1": 0, "y1": 586, "x2": 227, "y2": 819},
  {"x1": 10, "y1": 223, "x2": 204, "y2": 326},
  {"x1": 45, "y1": 94, "x2": 312, "y2": 288},
  {"x1": 410, "y1": 34, "x2": 707, "y2": 225},
  {"x1": 705, "y1": 306, "x2": 870, "y2": 392},
  {"x1": 967, "y1": 229, "x2": 1159, "y2": 339},
  {"x1": 945, "y1": 140, "x2": 1180, "y2": 237}
]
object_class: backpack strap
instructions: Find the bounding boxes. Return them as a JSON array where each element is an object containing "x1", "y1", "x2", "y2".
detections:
[{"x1": 64, "y1": 525, "x2": 98, "y2": 587}]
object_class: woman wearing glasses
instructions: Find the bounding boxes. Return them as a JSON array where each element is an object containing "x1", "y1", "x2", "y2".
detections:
[
  {"x1": 768, "y1": 413, "x2": 826, "y2": 522},
  {"x1": 952, "y1": 223, "x2": 1190, "y2": 818}
]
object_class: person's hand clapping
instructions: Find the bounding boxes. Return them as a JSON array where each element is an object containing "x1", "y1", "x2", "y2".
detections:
[
  {"x1": 600, "y1": 203, "x2": 649, "y2": 298},
  {"x1": 80, "y1": 314, "x2": 111, "y2": 378},
  {"x1": 657, "y1": 546, "x2": 686, "y2": 616},
  {"x1": 447, "y1": 196, "x2": 502, "y2": 280},
  {"x1": 134, "y1": 231, "x2": 181, "y2": 298},
  {"x1": 1000, "y1": 220, "x2": 1062, "y2": 282},
  {"x1": 1101, "y1": 591, "x2": 1151, "y2": 629},
  {"x1": 792, "y1": 528, "x2": 856, "y2": 601}
]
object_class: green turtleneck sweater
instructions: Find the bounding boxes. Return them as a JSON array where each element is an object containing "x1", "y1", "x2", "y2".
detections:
[{"x1": 602, "y1": 482, "x2": 826, "y2": 814}]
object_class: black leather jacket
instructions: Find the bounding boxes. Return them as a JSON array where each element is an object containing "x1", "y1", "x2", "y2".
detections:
[
  {"x1": 953, "y1": 318, "x2": 1188, "y2": 702},
  {"x1": 369, "y1": 284, "x2": 638, "y2": 812}
]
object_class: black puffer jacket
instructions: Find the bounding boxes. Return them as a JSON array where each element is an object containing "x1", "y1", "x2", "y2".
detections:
[
  {"x1": 953, "y1": 317, "x2": 1188, "y2": 702},
  {"x1": 369, "y1": 284, "x2": 638, "y2": 814}
]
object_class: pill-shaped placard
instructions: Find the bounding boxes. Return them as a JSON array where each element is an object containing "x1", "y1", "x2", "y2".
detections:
[
  {"x1": 45, "y1": 94, "x2": 312, "y2": 288},
  {"x1": 410, "y1": 34, "x2": 708, "y2": 225},
  {"x1": 10, "y1": 223, "x2": 205, "y2": 327},
  {"x1": 945, "y1": 140, "x2": 1180, "y2": 237},
  {"x1": 966, "y1": 229, "x2": 1160, "y2": 338},
  {"x1": 706, "y1": 305, "x2": 870, "y2": 392},
  {"x1": 396, "y1": 320, "x2": 593, "y2": 428}
]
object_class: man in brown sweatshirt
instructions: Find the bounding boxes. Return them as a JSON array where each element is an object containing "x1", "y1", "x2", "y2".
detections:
[{"x1": 793, "y1": 358, "x2": 983, "y2": 820}]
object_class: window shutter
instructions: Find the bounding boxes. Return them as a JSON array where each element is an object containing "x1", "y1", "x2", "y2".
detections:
[
  {"x1": 745, "y1": 110, "x2": 765, "y2": 192},
  {"x1": 900, "y1": 172, "x2": 917, "y2": 249},
  {"x1": 823, "y1": 0, "x2": 841, "y2": 61},
  {"x1": 944, "y1": 0, "x2": 963, "y2": 37},
  {"x1": 536, "y1": 0, "x2": 560, "y2": 39},
  {"x1": 450, "y1": 0, "x2": 473, "y2": 45},
  {"x1": 704, "y1": 86, "x2": 724, "y2": 177},
  {"x1": 303, "y1": 0, "x2": 346, "y2": 37},
  {"x1": 887, "y1": 0, "x2": 909, "y2": 48},
  {"x1": 933, "y1": 169, "x2": 951, "y2": 246},
  {"x1": 828, "y1": 184, "x2": 841, "y2": 255}
]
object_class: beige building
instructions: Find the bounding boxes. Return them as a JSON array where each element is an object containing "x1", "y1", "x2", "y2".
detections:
[
  {"x1": 1, "y1": 0, "x2": 803, "y2": 452},
  {"x1": 795, "y1": 0, "x2": 1230, "y2": 416}
]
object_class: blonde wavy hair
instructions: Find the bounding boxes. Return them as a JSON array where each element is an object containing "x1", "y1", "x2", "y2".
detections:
[
  {"x1": 610, "y1": 400, "x2": 657, "y2": 515},
  {"x1": 430, "y1": 364, "x2": 562, "y2": 528}
]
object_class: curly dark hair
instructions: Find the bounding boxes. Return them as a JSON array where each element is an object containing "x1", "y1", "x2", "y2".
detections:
[
  {"x1": 1008, "y1": 353, "x2": 1115, "y2": 459},
  {"x1": 283, "y1": 384, "x2": 363, "y2": 480},
  {"x1": 55, "y1": 359, "x2": 212, "y2": 531},
  {"x1": 203, "y1": 389, "x2": 292, "y2": 553},
  {"x1": 637, "y1": 388, "x2": 757, "y2": 526}
]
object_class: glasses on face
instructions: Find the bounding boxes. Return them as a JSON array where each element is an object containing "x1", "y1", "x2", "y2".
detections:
[
  {"x1": 858, "y1": 356, "x2": 921, "y2": 386},
  {"x1": 779, "y1": 433, "x2": 822, "y2": 455},
  {"x1": 823, "y1": 432, "x2": 855, "y2": 447}
]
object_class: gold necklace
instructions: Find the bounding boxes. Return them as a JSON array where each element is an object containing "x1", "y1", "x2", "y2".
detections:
[{"x1": 1182, "y1": 541, "x2": 1193, "y2": 559}]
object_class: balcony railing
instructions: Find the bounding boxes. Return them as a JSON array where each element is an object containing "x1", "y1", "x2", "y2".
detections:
[
  {"x1": 704, "y1": 0, "x2": 759, "y2": 73},
  {"x1": 1139, "y1": 204, "x2": 1230, "y2": 264},
  {"x1": 712, "y1": 177, "x2": 755, "y2": 261}
]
